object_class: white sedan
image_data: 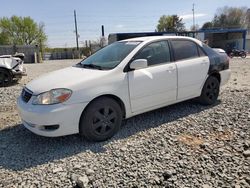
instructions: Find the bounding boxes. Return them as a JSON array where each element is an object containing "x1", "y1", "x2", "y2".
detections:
[{"x1": 17, "y1": 36, "x2": 231, "y2": 141}]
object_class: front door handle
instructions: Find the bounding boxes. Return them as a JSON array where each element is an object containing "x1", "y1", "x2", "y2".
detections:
[{"x1": 166, "y1": 66, "x2": 175, "y2": 71}]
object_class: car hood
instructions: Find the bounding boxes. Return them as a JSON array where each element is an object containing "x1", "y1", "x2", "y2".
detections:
[{"x1": 26, "y1": 66, "x2": 109, "y2": 94}]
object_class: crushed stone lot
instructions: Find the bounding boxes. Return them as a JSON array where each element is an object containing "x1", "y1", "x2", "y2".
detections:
[{"x1": 0, "y1": 58, "x2": 250, "y2": 187}]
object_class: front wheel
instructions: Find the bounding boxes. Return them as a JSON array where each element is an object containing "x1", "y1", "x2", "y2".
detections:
[
  {"x1": 199, "y1": 76, "x2": 220, "y2": 105},
  {"x1": 79, "y1": 97, "x2": 122, "y2": 142},
  {"x1": 0, "y1": 69, "x2": 12, "y2": 87}
]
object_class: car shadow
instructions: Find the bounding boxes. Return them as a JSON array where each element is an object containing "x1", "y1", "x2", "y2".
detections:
[{"x1": 0, "y1": 99, "x2": 220, "y2": 171}]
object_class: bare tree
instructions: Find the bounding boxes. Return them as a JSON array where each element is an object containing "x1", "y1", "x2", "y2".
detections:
[
  {"x1": 201, "y1": 22, "x2": 213, "y2": 30},
  {"x1": 190, "y1": 24, "x2": 200, "y2": 31},
  {"x1": 212, "y1": 6, "x2": 249, "y2": 28}
]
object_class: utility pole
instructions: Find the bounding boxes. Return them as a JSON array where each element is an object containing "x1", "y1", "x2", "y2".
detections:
[
  {"x1": 192, "y1": 3, "x2": 195, "y2": 31},
  {"x1": 101, "y1": 25, "x2": 105, "y2": 47},
  {"x1": 74, "y1": 10, "x2": 79, "y2": 50},
  {"x1": 101, "y1": 25, "x2": 105, "y2": 37}
]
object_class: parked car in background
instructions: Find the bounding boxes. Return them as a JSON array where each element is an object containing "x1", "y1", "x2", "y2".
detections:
[
  {"x1": 17, "y1": 36, "x2": 231, "y2": 141},
  {"x1": 0, "y1": 53, "x2": 26, "y2": 87}
]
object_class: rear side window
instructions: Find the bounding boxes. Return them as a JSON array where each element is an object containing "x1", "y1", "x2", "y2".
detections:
[
  {"x1": 134, "y1": 41, "x2": 171, "y2": 66},
  {"x1": 171, "y1": 40, "x2": 199, "y2": 61},
  {"x1": 198, "y1": 47, "x2": 207, "y2": 57}
]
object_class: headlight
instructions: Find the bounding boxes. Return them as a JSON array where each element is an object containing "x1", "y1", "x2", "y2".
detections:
[{"x1": 32, "y1": 88, "x2": 72, "y2": 105}]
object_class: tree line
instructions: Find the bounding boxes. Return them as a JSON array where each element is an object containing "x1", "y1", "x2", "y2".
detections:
[
  {"x1": 202, "y1": 6, "x2": 250, "y2": 30},
  {"x1": 156, "y1": 6, "x2": 249, "y2": 32}
]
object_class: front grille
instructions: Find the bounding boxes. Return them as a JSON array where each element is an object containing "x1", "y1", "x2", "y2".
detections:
[{"x1": 21, "y1": 88, "x2": 33, "y2": 103}]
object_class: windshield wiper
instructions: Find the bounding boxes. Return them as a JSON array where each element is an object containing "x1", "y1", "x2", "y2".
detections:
[{"x1": 82, "y1": 64, "x2": 104, "y2": 70}]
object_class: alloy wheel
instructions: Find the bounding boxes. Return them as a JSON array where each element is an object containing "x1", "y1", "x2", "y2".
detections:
[
  {"x1": 92, "y1": 106, "x2": 117, "y2": 136},
  {"x1": 205, "y1": 80, "x2": 219, "y2": 101}
]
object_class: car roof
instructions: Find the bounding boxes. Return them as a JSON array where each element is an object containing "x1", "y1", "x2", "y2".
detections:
[{"x1": 122, "y1": 36, "x2": 203, "y2": 46}]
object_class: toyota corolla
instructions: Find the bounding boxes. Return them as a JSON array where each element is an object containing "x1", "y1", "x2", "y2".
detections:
[{"x1": 17, "y1": 36, "x2": 231, "y2": 141}]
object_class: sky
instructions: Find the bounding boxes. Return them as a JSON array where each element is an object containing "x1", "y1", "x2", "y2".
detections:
[{"x1": 0, "y1": 0, "x2": 249, "y2": 48}]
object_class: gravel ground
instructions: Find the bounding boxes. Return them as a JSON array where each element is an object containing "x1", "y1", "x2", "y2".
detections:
[{"x1": 0, "y1": 58, "x2": 250, "y2": 188}]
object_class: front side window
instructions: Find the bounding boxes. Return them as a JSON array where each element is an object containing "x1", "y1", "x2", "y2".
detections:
[
  {"x1": 80, "y1": 41, "x2": 141, "y2": 70},
  {"x1": 133, "y1": 41, "x2": 171, "y2": 66},
  {"x1": 171, "y1": 40, "x2": 199, "y2": 61}
]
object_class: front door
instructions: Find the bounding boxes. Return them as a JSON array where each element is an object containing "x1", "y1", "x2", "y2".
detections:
[{"x1": 128, "y1": 41, "x2": 177, "y2": 113}]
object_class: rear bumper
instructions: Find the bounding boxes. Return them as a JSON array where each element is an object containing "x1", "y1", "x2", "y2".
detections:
[{"x1": 220, "y1": 69, "x2": 231, "y2": 86}]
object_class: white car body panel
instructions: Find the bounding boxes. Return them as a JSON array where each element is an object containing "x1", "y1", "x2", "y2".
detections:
[
  {"x1": 220, "y1": 69, "x2": 231, "y2": 86},
  {"x1": 128, "y1": 62, "x2": 177, "y2": 112}
]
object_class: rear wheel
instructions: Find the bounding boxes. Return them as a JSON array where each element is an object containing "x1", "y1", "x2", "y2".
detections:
[
  {"x1": 240, "y1": 52, "x2": 246, "y2": 58},
  {"x1": 229, "y1": 53, "x2": 234, "y2": 58},
  {"x1": 0, "y1": 69, "x2": 12, "y2": 87},
  {"x1": 199, "y1": 76, "x2": 220, "y2": 105},
  {"x1": 79, "y1": 97, "x2": 122, "y2": 141}
]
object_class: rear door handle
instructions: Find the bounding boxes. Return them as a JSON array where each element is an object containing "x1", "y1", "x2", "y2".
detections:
[{"x1": 201, "y1": 61, "x2": 208, "y2": 65}]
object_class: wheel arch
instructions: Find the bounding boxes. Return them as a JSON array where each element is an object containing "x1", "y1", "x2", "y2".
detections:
[
  {"x1": 98, "y1": 94, "x2": 126, "y2": 118},
  {"x1": 209, "y1": 71, "x2": 221, "y2": 83},
  {"x1": 80, "y1": 94, "x2": 126, "y2": 120},
  {"x1": 78, "y1": 94, "x2": 126, "y2": 136},
  {"x1": 199, "y1": 73, "x2": 221, "y2": 105},
  {"x1": 0, "y1": 67, "x2": 13, "y2": 86},
  {"x1": 200, "y1": 72, "x2": 221, "y2": 96},
  {"x1": 0, "y1": 67, "x2": 12, "y2": 75}
]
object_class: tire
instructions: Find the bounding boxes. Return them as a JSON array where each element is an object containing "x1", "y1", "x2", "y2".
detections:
[
  {"x1": 79, "y1": 97, "x2": 122, "y2": 142},
  {"x1": 199, "y1": 76, "x2": 220, "y2": 105},
  {"x1": 240, "y1": 52, "x2": 246, "y2": 58},
  {"x1": 229, "y1": 53, "x2": 234, "y2": 58},
  {"x1": 0, "y1": 68, "x2": 12, "y2": 87}
]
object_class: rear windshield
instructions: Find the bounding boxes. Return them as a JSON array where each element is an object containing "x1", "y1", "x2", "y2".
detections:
[{"x1": 202, "y1": 43, "x2": 217, "y2": 56}]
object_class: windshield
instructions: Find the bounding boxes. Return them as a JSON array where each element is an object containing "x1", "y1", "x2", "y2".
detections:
[{"x1": 80, "y1": 41, "x2": 141, "y2": 70}]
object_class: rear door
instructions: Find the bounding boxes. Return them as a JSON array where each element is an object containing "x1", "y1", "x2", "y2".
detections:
[
  {"x1": 170, "y1": 39, "x2": 209, "y2": 100},
  {"x1": 128, "y1": 40, "x2": 177, "y2": 113}
]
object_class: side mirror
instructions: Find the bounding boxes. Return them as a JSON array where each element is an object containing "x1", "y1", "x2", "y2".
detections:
[{"x1": 130, "y1": 59, "x2": 148, "y2": 70}]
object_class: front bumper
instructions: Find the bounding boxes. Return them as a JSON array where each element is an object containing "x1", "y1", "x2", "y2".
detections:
[
  {"x1": 17, "y1": 96, "x2": 88, "y2": 137},
  {"x1": 12, "y1": 67, "x2": 27, "y2": 78}
]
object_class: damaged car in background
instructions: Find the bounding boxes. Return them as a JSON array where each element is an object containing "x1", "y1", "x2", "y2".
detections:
[{"x1": 0, "y1": 53, "x2": 26, "y2": 87}]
